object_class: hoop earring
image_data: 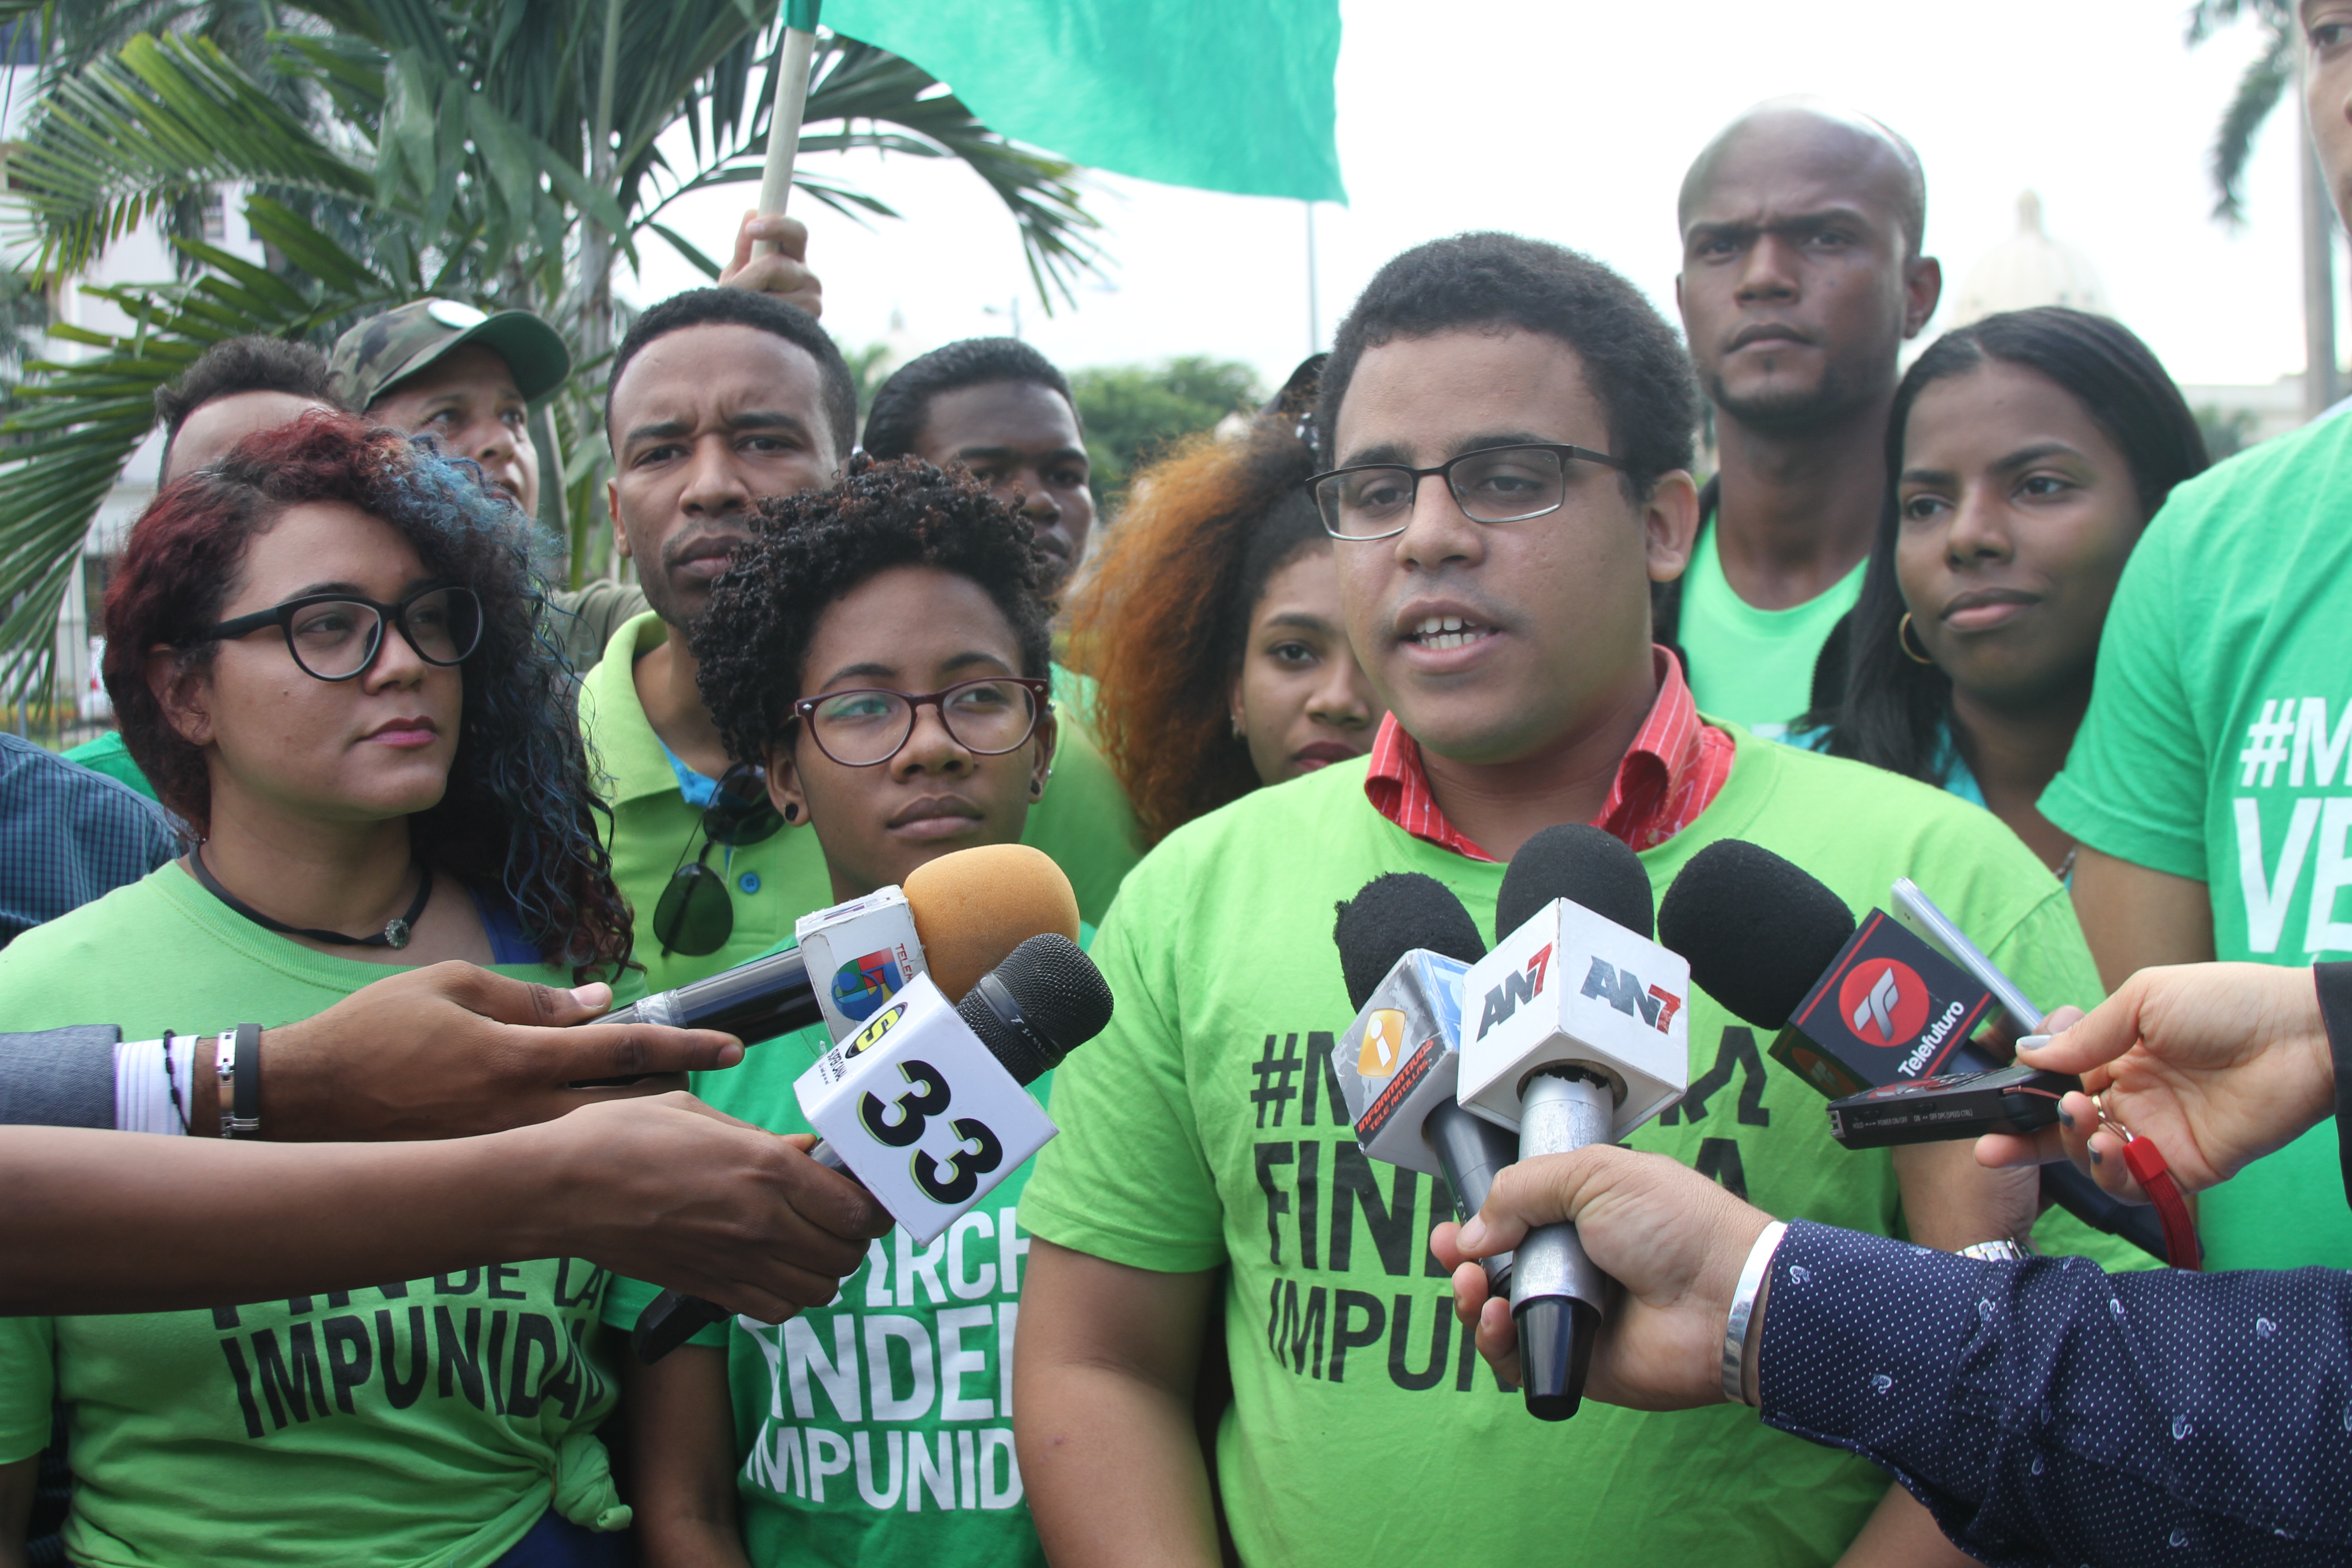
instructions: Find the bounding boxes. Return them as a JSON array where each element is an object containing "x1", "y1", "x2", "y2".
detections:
[{"x1": 1897, "y1": 612, "x2": 1936, "y2": 666}]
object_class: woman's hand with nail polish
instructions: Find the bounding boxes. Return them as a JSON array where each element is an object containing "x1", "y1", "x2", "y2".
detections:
[{"x1": 1974, "y1": 965, "x2": 2335, "y2": 1200}]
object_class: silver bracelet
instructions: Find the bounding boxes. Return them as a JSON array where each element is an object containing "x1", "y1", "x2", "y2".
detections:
[
  {"x1": 216, "y1": 1029, "x2": 239, "y2": 1139},
  {"x1": 1722, "y1": 1220, "x2": 1788, "y2": 1406}
]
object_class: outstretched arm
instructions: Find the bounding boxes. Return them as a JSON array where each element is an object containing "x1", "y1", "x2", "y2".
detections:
[
  {"x1": 0, "y1": 1094, "x2": 889, "y2": 1316},
  {"x1": 1434, "y1": 1146, "x2": 2352, "y2": 1564}
]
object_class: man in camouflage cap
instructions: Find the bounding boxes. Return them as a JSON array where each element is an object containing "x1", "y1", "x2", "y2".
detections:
[
  {"x1": 330, "y1": 299, "x2": 652, "y2": 670},
  {"x1": 329, "y1": 299, "x2": 569, "y2": 515}
]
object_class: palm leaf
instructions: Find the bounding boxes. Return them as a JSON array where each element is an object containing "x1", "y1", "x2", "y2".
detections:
[
  {"x1": 7, "y1": 32, "x2": 373, "y2": 276},
  {"x1": 2209, "y1": 16, "x2": 2295, "y2": 225}
]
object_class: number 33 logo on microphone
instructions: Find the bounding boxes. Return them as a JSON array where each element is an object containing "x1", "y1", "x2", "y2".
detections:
[
  {"x1": 797, "y1": 973, "x2": 1059, "y2": 1243},
  {"x1": 858, "y1": 1059, "x2": 1007, "y2": 1203}
]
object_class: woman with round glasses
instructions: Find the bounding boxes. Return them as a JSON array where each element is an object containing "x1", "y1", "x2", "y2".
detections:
[
  {"x1": 0, "y1": 412, "x2": 639, "y2": 1567},
  {"x1": 613, "y1": 455, "x2": 1064, "y2": 1568}
]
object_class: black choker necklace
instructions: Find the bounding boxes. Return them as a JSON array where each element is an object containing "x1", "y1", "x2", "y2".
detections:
[{"x1": 191, "y1": 848, "x2": 431, "y2": 950}]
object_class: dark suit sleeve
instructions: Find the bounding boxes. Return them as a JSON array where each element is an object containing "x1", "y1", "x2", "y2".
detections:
[
  {"x1": 0, "y1": 1026, "x2": 122, "y2": 1128},
  {"x1": 1757, "y1": 1220, "x2": 2352, "y2": 1567},
  {"x1": 2316, "y1": 962, "x2": 2352, "y2": 1212}
]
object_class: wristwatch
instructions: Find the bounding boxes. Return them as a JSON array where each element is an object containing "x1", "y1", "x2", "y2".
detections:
[{"x1": 1957, "y1": 1238, "x2": 2030, "y2": 1262}]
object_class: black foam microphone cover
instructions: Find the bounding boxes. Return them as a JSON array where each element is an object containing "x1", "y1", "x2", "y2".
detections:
[
  {"x1": 1656, "y1": 839, "x2": 1857, "y2": 1029},
  {"x1": 955, "y1": 933, "x2": 1114, "y2": 1083},
  {"x1": 1333, "y1": 872, "x2": 1487, "y2": 1012},
  {"x1": 1495, "y1": 823, "x2": 1655, "y2": 941}
]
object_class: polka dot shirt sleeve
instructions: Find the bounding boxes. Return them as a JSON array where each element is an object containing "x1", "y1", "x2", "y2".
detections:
[{"x1": 1756, "y1": 1220, "x2": 2352, "y2": 1567}]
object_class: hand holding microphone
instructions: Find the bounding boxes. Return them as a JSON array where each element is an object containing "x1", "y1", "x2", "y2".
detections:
[
  {"x1": 1656, "y1": 839, "x2": 2174, "y2": 1264},
  {"x1": 1432, "y1": 1144, "x2": 1773, "y2": 1413},
  {"x1": 621, "y1": 846, "x2": 1103, "y2": 1362},
  {"x1": 1976, "y1": 963, "x2": 2340, "y2": 1201},
  {"x1": 1456, "y1": 825, "x2": 1690, "y2": 1420}
]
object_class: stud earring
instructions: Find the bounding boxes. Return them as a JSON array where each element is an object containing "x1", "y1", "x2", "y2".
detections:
[{"x1": 782, "y1": 802, "x2": 800, "y2": 823}]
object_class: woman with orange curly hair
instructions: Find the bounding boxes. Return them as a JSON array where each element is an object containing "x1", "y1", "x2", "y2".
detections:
[{"x1": 1067, "y1": 414, "x2": 1383, "y2": 843}]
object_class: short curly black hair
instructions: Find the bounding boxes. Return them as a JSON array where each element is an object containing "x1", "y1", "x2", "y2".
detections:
[
  {"x1": 154, "y1": 336, "x2": 343, "y2": 469},
  {"x1": 607, "y1": 287, "x2": 858, "y2": 461},
  {"x1": 861, "y1": 337, "x2": 1078, "y2": 461},
  {"x1": 691, "y1": 453, "x2": 1056, "y2": 767},
  {"x1": 1317, "y1": 232, "x2": 1699, "y2": 496}
]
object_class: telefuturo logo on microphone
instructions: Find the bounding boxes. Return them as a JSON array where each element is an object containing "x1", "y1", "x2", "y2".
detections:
[
  {"x1": 1840, "y1": 958, "x2": 1926, "y2": 1047},
  {"x1": 1776, "y1": 913, "x2": 1993, "y2": 1096}
]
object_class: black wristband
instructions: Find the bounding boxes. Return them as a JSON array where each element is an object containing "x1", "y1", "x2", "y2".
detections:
[
  {"x1": 2315, "y1": 963, "x2": 2352, "y2": 1213},
  {"x1": 232, "y1": 1021, "x2": 261, "y2": 1139}
]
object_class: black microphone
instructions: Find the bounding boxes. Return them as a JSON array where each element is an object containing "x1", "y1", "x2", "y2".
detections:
[
  {"x1": 1331, "y1": 873, "x2": 1519, "y2": 1290},
  {"x1": 1460, "y1": 825, "x2": 1688, "y2": 1421},
  {"x1": 1656, "y1": 839, "x2": 2171, "y2": 1263},
  {"x1": 632, "y1": 934, "x2": 1113, "y2": 1363},
  {"x1": 604, "y1": 946, "x2": 821, "y2": 1043}
]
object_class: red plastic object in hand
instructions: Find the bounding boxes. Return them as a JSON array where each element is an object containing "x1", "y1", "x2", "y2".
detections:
[{"x1": 2120, "y1": 1136, "x2": 2203, "y2": 1270}]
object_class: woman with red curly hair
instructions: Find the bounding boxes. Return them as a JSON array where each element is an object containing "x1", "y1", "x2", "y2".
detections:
[
  {"x1": 1066, "y1": 415, "x2": 1384, "y2": 843},
  {"x1": 0, "y1": 412, "x2": 641, "y2": 1568}
]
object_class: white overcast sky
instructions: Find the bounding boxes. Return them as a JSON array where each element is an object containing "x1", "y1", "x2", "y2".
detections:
[{"x1": 624, "y1": 0, "x2": 2319, "y2": 395}]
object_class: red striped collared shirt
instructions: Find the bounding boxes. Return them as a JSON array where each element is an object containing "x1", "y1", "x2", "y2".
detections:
[{"x1": 1363, "y1": 647, "x2": 1733, "y2": 861}]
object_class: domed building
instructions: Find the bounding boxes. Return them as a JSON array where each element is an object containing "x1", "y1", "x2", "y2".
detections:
[{"x1": 1947, "y1": 191, "x2": 2112, "y2": 326}]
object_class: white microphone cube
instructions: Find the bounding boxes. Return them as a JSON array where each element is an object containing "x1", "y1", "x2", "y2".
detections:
[
  {"x1": 796, "y1": 885, "x2": 927, "y2": 1041},
  {"x1": 1457, "y1": 900, "x2": 1690, "y2": 1138},
  {"x1": 1333, "y1": 950, "x2": 1470, "y2": 1178},
  {"x1": 794, "y1": 974, "x2": 1056, "y2": 1245}
]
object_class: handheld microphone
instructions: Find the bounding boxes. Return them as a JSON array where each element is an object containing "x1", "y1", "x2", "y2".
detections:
[
  {"x1": 1656, "y1": 840, "x2": 2170, "y2": 1263},
  {"x1": 591, "y1": 843, "x2": 1081, "y2": 1055},
  {"x1": 633, "y1": 933, "x2": 1112, "y2": 1363},
  {"x1": 1329, "y1": 873, "x2": 1519, "y2": 1291},
  {"x1": 1457, "y1": 826, "x2": 1690, "y2": 1421}
]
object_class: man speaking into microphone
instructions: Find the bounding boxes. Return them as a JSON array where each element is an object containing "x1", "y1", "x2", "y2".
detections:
[{"x1": 1013, "y1": 234, "x2": 2141, "y2": 1568}]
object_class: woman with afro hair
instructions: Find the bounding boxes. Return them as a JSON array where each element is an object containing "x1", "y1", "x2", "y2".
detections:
[{"x1": 616, "y1": 454, "x2": 1068, "y2": 1568}]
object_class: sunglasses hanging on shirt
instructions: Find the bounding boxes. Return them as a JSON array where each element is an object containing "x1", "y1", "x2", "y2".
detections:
[{"x1": 652, "y1": 762, "x2": 784, "y2": 957}]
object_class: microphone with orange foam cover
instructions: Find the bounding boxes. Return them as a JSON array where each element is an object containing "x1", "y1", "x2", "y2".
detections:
[
  {"x1": 607, "y1": 843, "x2": 1080, "y2": 1042},
  {"x1": 904, "y1": 843, "x2": 1082, "y2": 1000}
]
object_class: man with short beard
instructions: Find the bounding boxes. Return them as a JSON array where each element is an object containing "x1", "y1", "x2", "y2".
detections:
[{"x1": 1663, "y1": 98, "x2": 1943, "y2": 735}]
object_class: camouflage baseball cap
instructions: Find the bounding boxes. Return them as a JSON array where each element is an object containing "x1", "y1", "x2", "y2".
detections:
[{"x1": 329, "y1": 299, "x2": 572, "y2": 411}]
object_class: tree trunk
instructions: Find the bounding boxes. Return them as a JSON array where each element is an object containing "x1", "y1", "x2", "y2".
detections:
[{"x1": 2301, "y1": 48, "x2": 2341, "y2": 420}]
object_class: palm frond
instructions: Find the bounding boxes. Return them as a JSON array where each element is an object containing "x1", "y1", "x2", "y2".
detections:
[
  {"x1": 7, "y1": 31, "x2": 373, "y2": 275},
  {"x1": 0, "y1": 205, "x2": 394, "y2": 704},
  {"x1": 2210, "y1": 15, "x2": 2295, "y2": 225}
]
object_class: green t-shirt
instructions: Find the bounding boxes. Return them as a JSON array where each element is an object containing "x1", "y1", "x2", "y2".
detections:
[
  {"x1": 2041, "y1": 411, "x2": 2352, "y2": 1271},
  {"x1": 0, "y1": 864, "x2": 637, "y2": 1568},
  {"x1": 580, "y1": 612, "x2": 1142, "y2": 995},
  {"x1": 1679, "y1": 523, "x2": 1865, "y2": 737},
  {"x1": 1022, "y1": 726, "x2": 2122, "y2": 1568},
  {"x1": 60, "y1": 730, "x2": 159, "y2": 802},
  {"x1": 601, "y1": 926, "x2": 1091, "y2": 1568}
]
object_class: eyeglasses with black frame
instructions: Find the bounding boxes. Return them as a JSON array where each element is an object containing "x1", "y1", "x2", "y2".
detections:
[
  {"x1": 189, "y1": 585, "x2": 485, "y2": 681},
  {"x1": 652, "y1": 761, "x2": 784, "y2": 958},
  {"x1": 1306, "y1": 443, "x2": 1626, "y2": 542},
  {"x1": 789, "y1": 676, "x2": 1054, "y2": 769}
]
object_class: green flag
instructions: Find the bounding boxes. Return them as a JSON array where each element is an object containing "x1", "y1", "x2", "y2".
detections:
[{"x1": 818, "y1": 0, "x2": 1345, "y2": 203}]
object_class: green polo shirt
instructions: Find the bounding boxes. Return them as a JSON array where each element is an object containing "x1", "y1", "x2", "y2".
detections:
[{"x1": 579, "y1": 612, "x2": 1142, "y2": 993}]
